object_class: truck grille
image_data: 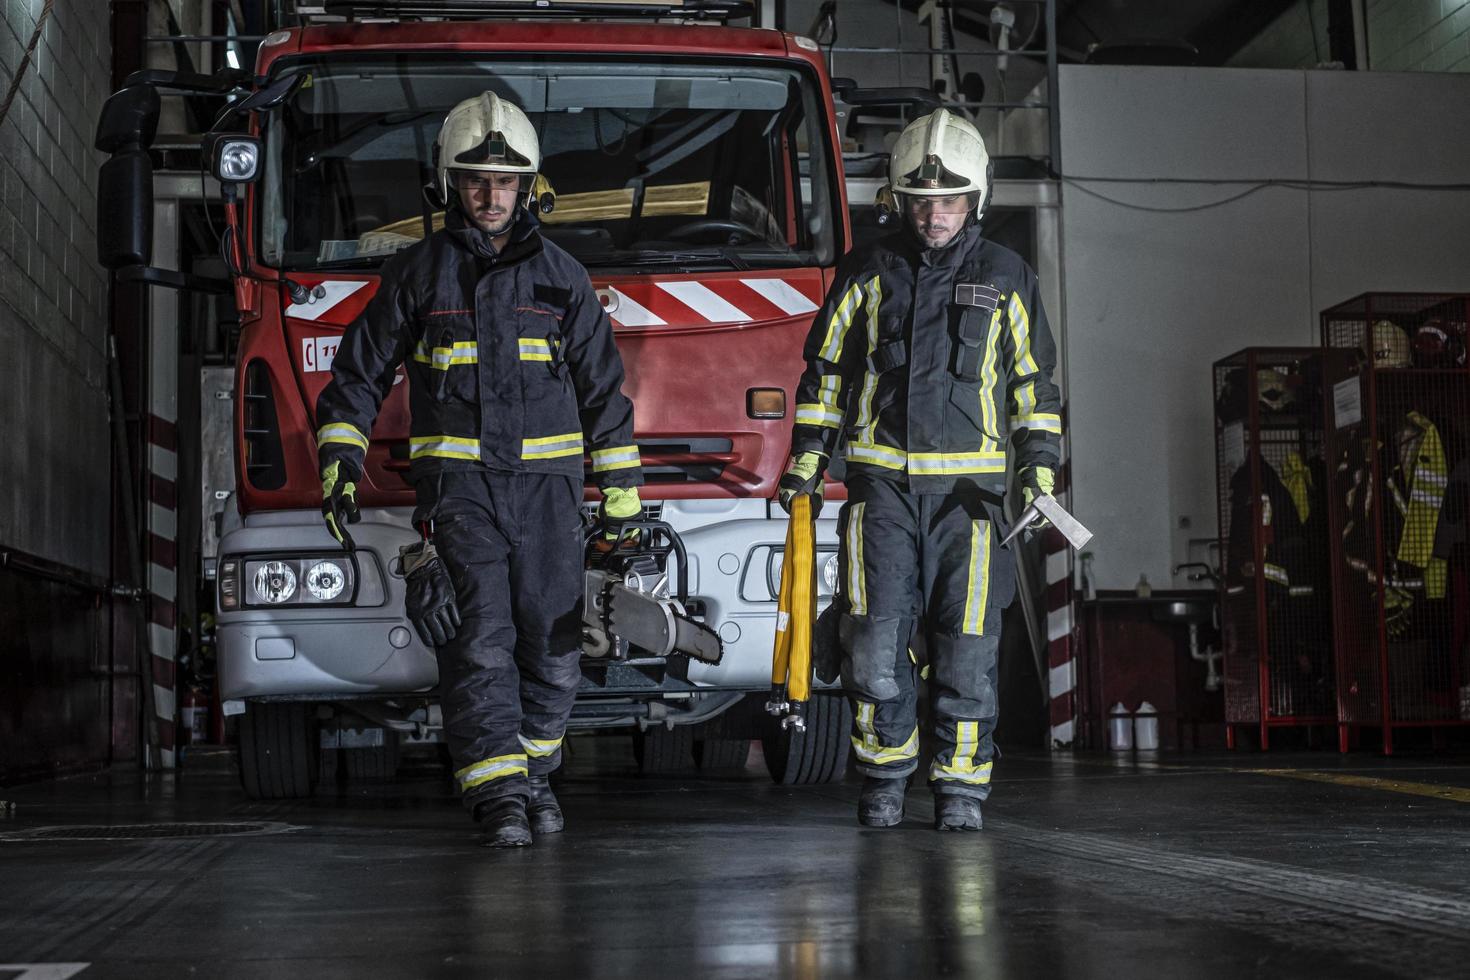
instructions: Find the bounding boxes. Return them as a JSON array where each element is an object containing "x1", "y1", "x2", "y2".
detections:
[
  {"x1": 636, "y1": 438, "x2": 735, "y2": 484},
  {"x1": 242, "y1": 360, "x2": 287, "y2": 490}
]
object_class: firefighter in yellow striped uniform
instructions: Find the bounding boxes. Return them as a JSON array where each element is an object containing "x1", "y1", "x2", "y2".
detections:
[
  {"x1": 315, "y1": 93, "x2": 643, "y2": 847},
  {"x1": 780, "y1": 109, "x2": 1062, "y2": 831}
]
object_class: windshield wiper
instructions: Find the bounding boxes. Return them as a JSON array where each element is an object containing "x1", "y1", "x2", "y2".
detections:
[
  {"x1": 295, "y1": 253, "x2": 395, "y2": 272},
  {"x1": 581, "y1": 248, "x2": 750, "y2": 272}
]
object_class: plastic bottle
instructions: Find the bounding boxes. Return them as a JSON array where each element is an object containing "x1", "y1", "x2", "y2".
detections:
[
  {"x1": 1133, "y1": 700, "x2": 1159, "y2": 751},
  {"x1": 1107, "y1": 702, "x2": 1133, "y2": 751},
  {"x1": 1080, "y1": 552, "x2": 1096, "y2": 601},
  {"x1": 1135, "y1": 573, "x2": 1152, "y2": 598}
]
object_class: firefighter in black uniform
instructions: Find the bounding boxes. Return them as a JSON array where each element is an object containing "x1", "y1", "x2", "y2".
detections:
[
  {"x1": 315, "y1": 93, "x2": 643, "y2": 847},
  {"x1": 780, "y1": 109, "x2": 1063, "y2": 831}
]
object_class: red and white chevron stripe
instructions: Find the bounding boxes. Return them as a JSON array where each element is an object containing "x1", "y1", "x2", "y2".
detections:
[
  {"x1": 600, "y1": 276, "x2": 821, "y2": 328},
  {"x1": 146, "y1": 414, "x2": 179, "y2": 768},
  {"x1": 1046, "y1": 414, "x2": 1078, "y2": 749}
]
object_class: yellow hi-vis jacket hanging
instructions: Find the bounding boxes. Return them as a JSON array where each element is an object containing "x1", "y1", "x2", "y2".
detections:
[
  {"x1": 769, "y1": 494, "x2": 817, "y2": 730},
  {"x1": 1396, "y1": 411, "x2": 1448, "y2": 598}
]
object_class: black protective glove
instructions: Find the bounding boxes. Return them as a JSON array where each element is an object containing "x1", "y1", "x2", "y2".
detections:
[
  {"x1": 321, "y1": 458, "x2": 362, "y2": 550},
  {"x1": 812, "y1": 600, "x2": 843, "y2": 686},
  {"x1": 401, "y1": 542, "x2": 461, "y2": 648}
]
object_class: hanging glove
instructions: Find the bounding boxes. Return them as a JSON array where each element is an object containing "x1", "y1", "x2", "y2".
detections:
[
  {"x1": 401, "y1": 541, "x2": 461, "y2": 648},
  {"x1": 777, "y1": 451, "x2": 827, "y2": 515},
  {"x1": 321, "y1": 458, "x2": 361, "y2": 550},
  {"x1": 600, "y1": 486, "x2": 642, "y2": 542},
  {"x1": 1018, "y1": 465, "x2": 1055, "y2": 529}
]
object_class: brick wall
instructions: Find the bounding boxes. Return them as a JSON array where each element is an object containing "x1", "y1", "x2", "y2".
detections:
[
  {"x1": 1232, "y1": 0, "x2": 1470, "y2": 71},
  {"x1": 0, "y1": 0, "x2": 112, "y2": 576},
  {"x1": 1369, "y1": 0, "x2": 1470, "y2": 71}
]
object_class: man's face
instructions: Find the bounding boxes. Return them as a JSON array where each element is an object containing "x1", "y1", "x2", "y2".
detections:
[
  {"x1": 453, "y1": 170, "x2": 522, "y2": 236},
  {"x1": 903, "y1": 193, "x2": 972, "y2": 249}
]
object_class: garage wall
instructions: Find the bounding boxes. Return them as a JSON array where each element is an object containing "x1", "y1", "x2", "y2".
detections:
[
  {"x1": 1058, "y1": 65, "x2": 1470, "y2": 591},
  {"x1": 0, "y1": 0, "x2": 111, "y2": 576},
  {"x1": 1232, "y1": 0, "x2": 1470, "y2": 71},
  {"x1": 1, "y1": 0, "x2": 116, "y2": 782}
]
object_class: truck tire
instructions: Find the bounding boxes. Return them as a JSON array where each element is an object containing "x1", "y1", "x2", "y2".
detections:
[
  {"x1": 239, "y1": 702, "x2": 318, "y2": 800},
  {"x1": 632, "y1": 725, "x2": 694, "y2": 774},
  {"x1": 694, "y1": 737, "x2": 752, "y2": 771},
  {"x1": 761, "y1": 691, "x2": 852, "y2": 785},
  {"x1": 344, "y1": 729, "x2": 401, "y2": 781}
]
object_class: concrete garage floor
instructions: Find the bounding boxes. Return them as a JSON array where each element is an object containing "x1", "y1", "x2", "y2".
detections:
[{"x1": 2, "y1": 741, "x2": 1469, "y2": 979}]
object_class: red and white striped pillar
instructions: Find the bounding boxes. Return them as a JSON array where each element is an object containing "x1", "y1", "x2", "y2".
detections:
[
  {"x1": 143, "y1": 199, "x2": 182, "y2": 769},
  {"x1": 146, "y1": 414, "x2": 179, "y2": 768},
  {"x1": 1045, "y1": 427, "x2": 1079, "y2": 749}
]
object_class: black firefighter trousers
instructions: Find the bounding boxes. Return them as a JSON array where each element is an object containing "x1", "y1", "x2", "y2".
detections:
[
  {"x1": 420, "y1": 471, "x2": 585, "y2": 813},
  {"x1": 837, "y1": 477, "x2": 1017, "y2": 800}
]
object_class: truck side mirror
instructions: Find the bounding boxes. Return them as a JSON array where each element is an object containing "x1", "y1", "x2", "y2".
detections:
[{"x1": 95, "y1": 85, "x2": 160, "y2": 270}]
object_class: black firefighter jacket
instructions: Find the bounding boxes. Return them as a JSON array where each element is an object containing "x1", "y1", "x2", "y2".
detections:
[
  {"x1": 791, "y1": 225, "x2": 1062, "y2": 495},
  {"x1": 315, "y1": 207, "x2": 642, "y2": 490}
]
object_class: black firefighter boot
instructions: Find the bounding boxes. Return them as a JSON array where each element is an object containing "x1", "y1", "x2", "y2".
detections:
[
  {"x1": 934, "y1": 794, "x2": 983, "y2": 831},
  {"x1": 476, "y1": 795, "x2": 533, "y2": 848},
  {"x1": 526, "y1": 775, "x2": 564, "y2": 836},
  {"x1": 858, "y1": 776, "x2": 908, "y2": 827}
]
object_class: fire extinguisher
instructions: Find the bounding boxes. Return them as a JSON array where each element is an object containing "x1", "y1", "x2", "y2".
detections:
[{"x1": 181, "y1": 685, "x2": 210, "y2": 746}]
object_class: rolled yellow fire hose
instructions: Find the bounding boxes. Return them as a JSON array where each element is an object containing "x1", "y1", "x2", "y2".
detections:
[{"x1": 769, "y1": 494, "x2": 817, "y2": 728}]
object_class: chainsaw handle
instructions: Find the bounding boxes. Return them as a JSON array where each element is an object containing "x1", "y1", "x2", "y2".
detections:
[{"x1": 583, "y1": 519, "x2": 689, "y2": 603}]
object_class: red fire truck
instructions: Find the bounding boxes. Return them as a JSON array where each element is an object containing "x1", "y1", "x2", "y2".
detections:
[{"x1": 96, "y1": 1, "x2": 920, "y2": 796}]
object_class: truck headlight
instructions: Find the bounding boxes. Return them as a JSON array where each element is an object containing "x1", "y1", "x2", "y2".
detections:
[
  {"x1": 305, "y1": 561, "x2": 347, "y2": 601},
  {"x1": 765, "y1": 547, "x2": 840, "y2": 600},
  {"x1": 821, "y1": 552, "x2": 840, "y2": 595},
  {"x1": 221, "y1": 554, "x2": 358, "y2": 609},
  {"x1": 253, "y1": 561, "x2": 297, "y2": 604}
]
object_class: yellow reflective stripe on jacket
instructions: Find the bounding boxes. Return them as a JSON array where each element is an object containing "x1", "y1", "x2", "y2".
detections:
[
  {"x1": 846, "y1": 501, "x2": 867, "y2": 616},
  {"x1": 518, "y1": 338, "x2": 553, "y2": 362},
  {"x1": 590, "y1": 445, "x2": 641, "y2": 472},
  {"x1": 908, "y1": 451, "x2": 1007, "y2": 476},
  {"x1": 818, "y1": 278, "x2": 867, "y2": 363},
  {"x1": 851, "y1": 701, "x2": 919, "y2": 765},
  {"x1": 794, "y1": 403, "x2": 844, "y2": 428},
  {"x1": 962, "y1": 521, "x2": 992, "y2": 635},
  {"x1": 517, "y1": 734, "x2": 564, "y2": 758},
  {"x1": 412, "y1": 340, "x2": 478, "y2": 369},
  {"x1": 316, "y1": 422, "x2": 369, "y2": 452},
  {"x1": 978, "y1": 306, "x2": 1004, "y2": 452},
  {"x1": 855, "y1": 278, "x2": 885, "y2": 444},
  {"x1": 930, "y1": 720, "x2": 991, "y2": 783},
  {"x1": 1010, "y1": 413, "x2": 1062, "y2": 433},
  {"x1": 1263, "y1": 563, "x2": 1290, "y2": 587},
  {"x1": 846, "y1": 442, "x2": 906, "y2": 470},
  {"x1": 523, "y1": 431, "x2": 584, "y2": 460},
  {"x1": 410, "y1": 435, "x2": 481, "y2": 460},
  {"x1": 1007, "y1": 290, "x2": 1039, "y2": 375},
  {"x1": 455, "y1": 753, "x2": 529, "y2": 790}
]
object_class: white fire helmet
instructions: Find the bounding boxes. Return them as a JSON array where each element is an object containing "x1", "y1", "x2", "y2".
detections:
[
  {"x1": 1369, "y1": 319, "x2": 1412, "y2": 369},
  {"x1": 435, "y1": 91, "x2": 543, "y2": 207},
  {"x1": 880, "y1": 108, "x2": 991, "y2": 218}
]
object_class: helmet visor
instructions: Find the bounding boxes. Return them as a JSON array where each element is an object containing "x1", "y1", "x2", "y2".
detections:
[
  {"x1": 452, "y1": 130, "x2": 535, "y2": 170},
  {"x1": 896, "y1": 152, "x2": 973, "y2": 192}
]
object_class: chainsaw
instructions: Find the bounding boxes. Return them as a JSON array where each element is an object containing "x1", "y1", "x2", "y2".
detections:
[{"x1": 582, "y1": 519, "x2": 723, "y2": 666}]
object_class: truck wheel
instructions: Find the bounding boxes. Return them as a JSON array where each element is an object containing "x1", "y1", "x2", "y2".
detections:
[
  {"x1": 632, "y1": 726, "x2": 694, "y2": 774},
  {"x1": 761, "y1": 692, "x2": 852, "y2": 785},
  {"x1": 239, "y1": 702, "x2": 318, "y2": 800},
  {"x1": 694, "y1": 737, "x2": 752, "y2": 771},
  {"x1": 344, "y1": 728, "x2": 401, "y2": 781}
]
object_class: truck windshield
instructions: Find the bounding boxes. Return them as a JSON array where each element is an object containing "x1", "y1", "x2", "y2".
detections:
[{"x1": 259, "y1": 54, "x2": 838, "y2": 272}]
